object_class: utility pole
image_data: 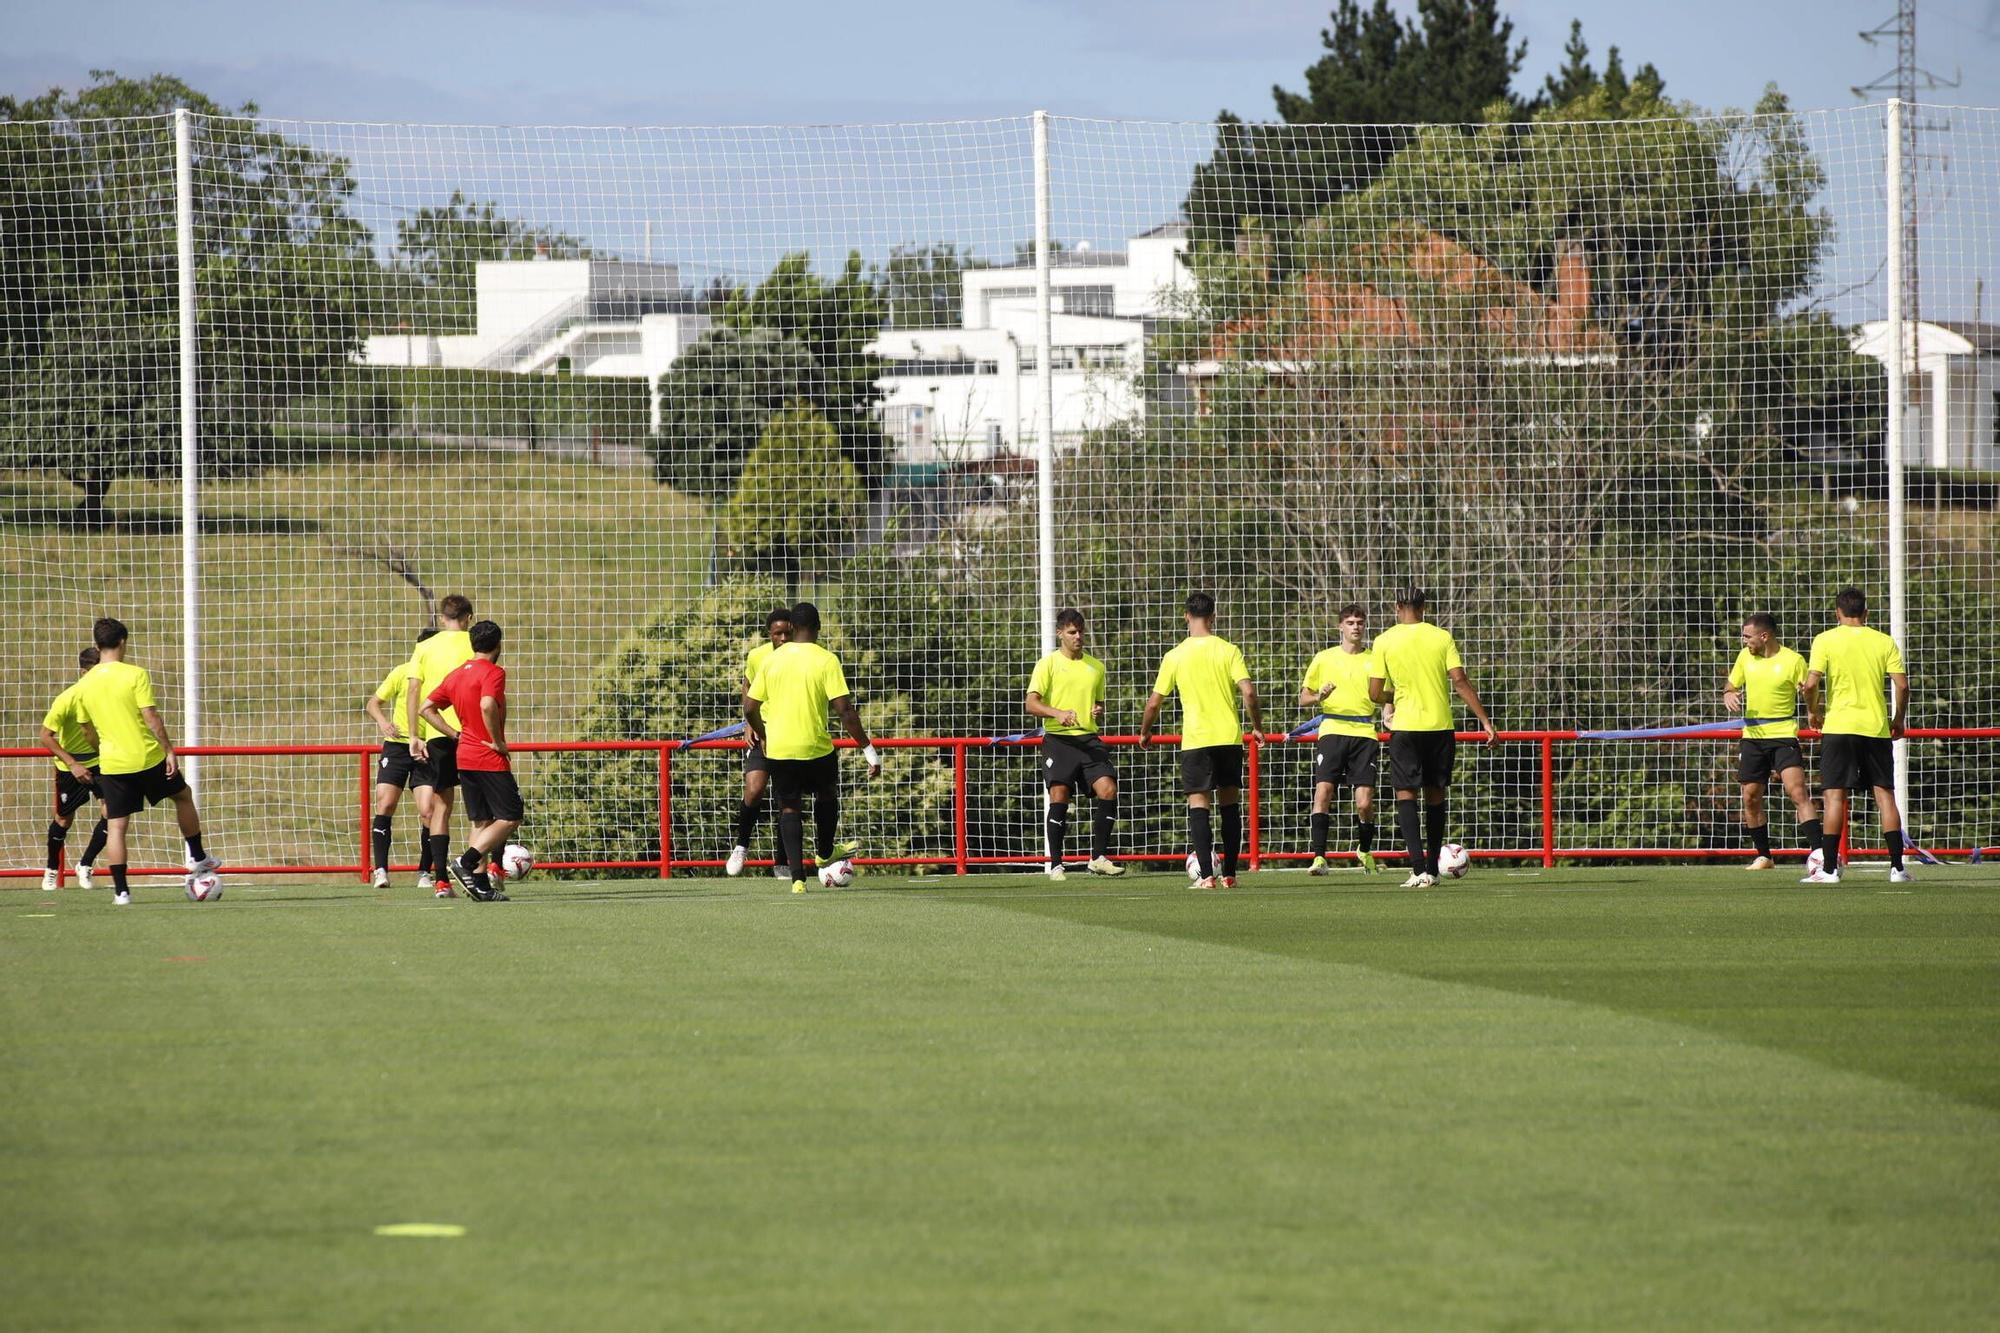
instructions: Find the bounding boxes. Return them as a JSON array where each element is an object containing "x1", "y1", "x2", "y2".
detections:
[{"x1": 1854, "y1": 0, "x2": 1960, "y2": 332}]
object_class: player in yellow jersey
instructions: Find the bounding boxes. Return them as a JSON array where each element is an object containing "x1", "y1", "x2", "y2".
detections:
[
  {"x1": 1299, "y1": 604, "x2": 1386, "y2": 876},
  {"x1": 744, "y1": 602, "x2": 880, "y2": 893},
  {"x1": 1721, "y1": 612, "x2": 1814, "y2": 871},
  {"x1": 1368, "y1": 587, "x2": 1497, "y2": 888},
  {"x1": 364, "y1": 627, "x2": 439, "y2": 891},
  {"x1": 406, "y1": 594, "x2": 475, "y2": 895},
  {"x1": 1801, "y1": 587, "x2": 1910, "y2": 885},
  {"x1": 37, "y1": 646, "x2": 109, "y2": 890},
  {"x1": 1139, "y1": 592, "x2": 1262, "y2": 889},
  {"x1": 1025, "y1": 608, "x2": 1124, "y2": 880},
  {"x1": 727, "y1": 606, "x2": 793, "y2": 880},
  {"x1": 74, "y1": 618, "x2": 219, "y2": 905}
]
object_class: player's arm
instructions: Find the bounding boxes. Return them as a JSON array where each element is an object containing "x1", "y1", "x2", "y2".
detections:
[
  {"x1": 407, "y1": 668, "x2": 428, "y2": 759},
  {"x1": 742, "y1": 696, "x2": 766, "y2": 748},
  {"x1": 1722, "y1": 670, "x2": 1745, "y2": 714},
  {"x1": 481, "y1": 692, "x2": 508, "y2": 759},
  {"x1": 419, "y1": 698, "x2": 460, "y2": 741},
  {"x1": 1368, "y1": 673, "x2": 1392, "y2": 707},
  {"x1": 830, "y1": 694, "x2": 880, "y2": 778},
  {"x1": 140, "y1": 705, "x2": 179, "y2": 777},
  {"x1": 365, "y1": 692, "x2": 398, "y2": 739},
  {"x1": 1137, "y1": 692, "x2": 1165, "y2": 744},
  {"x1": 1024, "y1": 691, "x2": 1079, "y2": 729},
  {"x1": 1237, "y1": 676, "x2": 1263, "y2": 739},
  {"x1": 1801, "y1": 670, "x2": 1824, "y2": 729},
  {"x1": 1889, "y1": 672, "x2": 1908, "y2": 740},
  {"x1": 1448, "y1": 667, "x2": 1499, "y2": 747},
  {"x1": 39, "y1": 724, "x2": 93, "y2": 783}
]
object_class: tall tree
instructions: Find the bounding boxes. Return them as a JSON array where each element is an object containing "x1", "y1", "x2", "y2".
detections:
[
  {"x1": 879, "y1": 243, "x2": 973, "y2": 329},
  {"x1": 387, "y1": 191, "x2": 588, "y2": 332},
  {"x1": 648, "y1": 326, "x2": 817, "y2": 498},
  {"x1": 721, "y1": 404, "x2": 863, "y2": 593},
  {"x1": 0, "y1": 71, "x2": 374, "y2": 522}
]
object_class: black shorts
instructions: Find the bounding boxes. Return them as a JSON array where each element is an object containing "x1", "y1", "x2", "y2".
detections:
[
  {"x1": 1738, "y1": 737, "x2": 1806, "y2": 785},
  {"x1": 1179, "y1": 744, "x2": 1243, "y2": 795},
  {"x1": 1042, "y1": 733, "x2": 1116, "y2": 792},
  {"x1": 98, "y1": 761, "x2": 189, "y2": 820},
  {"x1": 1388, "y1": 729, "x2": 1457, "y2": 790},
  {"x1": 743, "y1": 738, "x2": 771, "y2": 775},
  {"x1": 459, "y1": 769, "x2": 524, "y2": 824},
  {"x1": 412, "y1": 735, "x2": 458, "y2": 792},
  {"x1": 376, "y1": 741, "x2": 417, "y2": 789},
  {"x1": 1313, "y1": 735, "x2": 1379, "y2": 792},
  {"x1": 1820, "y1": 734, "x2": 1895, "y2": 792},
  {"x1": 54, "y1": 765, "x2": 103, "y2": 818},
  {"x1": 770, "y1": 752, "x2": 839, "y2": 807}
]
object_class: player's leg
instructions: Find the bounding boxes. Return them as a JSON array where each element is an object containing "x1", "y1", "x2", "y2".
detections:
[
  {"x1": 1740, "y1": 779, "x2": 1773, "y2": 868},
  {"x1": 76, "y1": 785, "x2": 108, "y2": 888},
  {"x1": 1307, "y1": 740, "x2": 1336, "y2": 874},
  {"x1": 1388, "y1": 732, "x2": 1426, "y2": 886},
  {"x1": 1816, "y1": 786, "x2": 1849, "y2": 880},
  {"x1": 1420, "y1": 732, "x2": 1456, "y2": 880},
  {"x1": 1182, "y1": 749, "x2": 1216, "y2": 885},
  {"x1": 424, "y1": 738, "x2": 459, "y2": 890},
  {"x1": 1422, "y1": 785, "x2": 1448, "y2": 879},
  {"x1": 811, "y1": 754, "x2": 841, "y2": 865},
  {"x1": 771, "y1": 761, "x2": 808, "y2": 892},
  {"x1": 1086, "y1": 766, "x2": 1123, "y2": 875},
  {"x1": 1216, "y1": 782, "x2": 1242, "y2": 886},
  {"x1": 370, "y1": 744, "x2": 412, "y2": 887},
  {"x1": 45, "y1": 772, "x2": 83, "y2": 889},
  {"x1": 99, "y1": 779, "x2": 135, "y2": 902},
  {"x1": 1352, "y1": 779, "x2": 1379, "y2": 874},
  {"x1": 1045, "y1": 779, "x2": 1073, "y2": 878},
  {"x1": 730, "y1": 746, "x2": 772, "y2": 877},
  {"x1": 1866, "y1": 739, "x2": 1906, "y2": 880},
  {"x1": 1778, "y1": 761, "x2": 1816, "y2": 865},
  {"x1": 410, "y1": 783, "x2": 438, "y2": 886}
]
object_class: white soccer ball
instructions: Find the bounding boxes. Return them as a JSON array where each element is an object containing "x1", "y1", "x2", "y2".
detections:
[
  {"x1": 185, "y1": 870, "x2": 224, "y2": 902},
  {"x1": 818, "y1": 858, "x2": 857, "y2": 889},
  {"x1": 1805, "y1": 847, "x2": 1824, "y2": 875},
  {"x1": 1186, "y1": 851, "x2": 1202, "y2": 881},
  {"x1": 500, "y1": 843, "x2": 534, "y2": 881},
  {"x1": 1438, "y1": 843, "x2": 1471, "y2": 879}
]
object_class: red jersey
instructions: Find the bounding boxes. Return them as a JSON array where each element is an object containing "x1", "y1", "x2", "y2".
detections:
[{"x1": 428, "y1": 658, "x2": 508, "y2": 771}]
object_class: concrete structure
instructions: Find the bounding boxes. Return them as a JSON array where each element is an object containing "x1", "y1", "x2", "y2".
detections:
[{"x1": 1851, "y1": 320, "x2": 2000, "y2": 471}]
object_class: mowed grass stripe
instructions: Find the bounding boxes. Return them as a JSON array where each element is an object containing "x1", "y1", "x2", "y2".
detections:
[{"x1": 1, "y1": 874, "x2": 1995, "y2": 1330}]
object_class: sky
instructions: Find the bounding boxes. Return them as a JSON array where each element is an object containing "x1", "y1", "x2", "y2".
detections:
[{"x1": 7, "y1": 0, "x2": 1999, "y2": 317}]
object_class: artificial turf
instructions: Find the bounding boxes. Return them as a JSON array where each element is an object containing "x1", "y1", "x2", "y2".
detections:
[{"x1": 3, "y1": 864, "x2": 1997, "y2": 1330}]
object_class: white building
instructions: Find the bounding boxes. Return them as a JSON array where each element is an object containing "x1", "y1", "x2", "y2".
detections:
[{"x1": 1851, "y1": 320, "x2": 2000, "y2": 471}]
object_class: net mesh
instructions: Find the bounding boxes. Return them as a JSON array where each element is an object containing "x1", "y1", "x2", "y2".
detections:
[{"x1": 2, "y1": 104, "x2": 1996, "y2": 875}]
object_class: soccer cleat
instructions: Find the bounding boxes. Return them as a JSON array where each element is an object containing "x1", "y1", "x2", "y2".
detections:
[
  {"x1": 112, "y1": 890, "x2": 131, "y2": 906},
  {"x1": 189, "y1": 855, "x2": 221, "y2": 876},
  {"x1": 1219, "y1": 876, "x2": 1236, "y2": 890},
  {"x1": 772, "y1": 863, "x2": 792, "y2": 880},
  {"x1": 416, "y1": 871, "x2": 437, "y2": 892},
  {"x1": 1046, "y1": 863, "x2": 1066, "y2": 881},
  {"x1": 791, "y1": 879, "x2": 808, "y2": 894},
  {"x1": 41, "y1": 868, "x2": 60, "y2": 892},
  {"x1": 1356, "y1": 849, "x2": 1380, "y2": 875},
  {"x1": 1192, "y1": 876, "x2": 1218, "y2": 890},
  {"x1": 1306, "y1": 856, "x2": 1330, "y2": 876},
  {"x1": 370, "y1": 867, "x2": 390, "y2": 889},
  {"x1": 1745, "y1": 856, "x2": 1776, "y2": 871},
  {"x1": 1418, "y1": 872, "x2": 1437, "y2": 888},
  {"x1": 446, "y1": 858, "x2": 490, "y2": 901},
  {"x1": 832, "y1": 838, "x2": 863, "y2": 861},
  {"x1": 75, "y1": 865, "x2": 94, "y2": 890},
  {"x1": 725, "y1": 845, "x2": 748, "y2": 877},
  {"x1": 1888, "y1": 868, "x2": 1914, "y2": 884},
  {"x1": 1400, "y1": 872, "x2": 1434, "y2": 889},
  {"x1": 1085, "y1": 856, "x2": 1125, "y2": 877},
  {"x1": 1801, "y1": 867, "x2": 1842, "y2": 885},
  {"x1": 485, "y1": 886, "x2": 510, "y2": 902},
  {"x1": 434, "y1": 883, "x2": 455, "y2": 899}
]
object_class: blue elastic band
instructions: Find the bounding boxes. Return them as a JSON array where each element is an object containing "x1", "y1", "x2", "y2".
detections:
[
  {"x1": 1578, "y1": 717, "x2": 1787, "y2": 740},
  {"x1": 683, "y1": 721, "x2": 745, "y2": 745}
]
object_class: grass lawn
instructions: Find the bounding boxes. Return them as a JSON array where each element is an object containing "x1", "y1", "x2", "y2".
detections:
[{"x1": 4, "y1": 863, "x2": 1997, "y2": 1330}]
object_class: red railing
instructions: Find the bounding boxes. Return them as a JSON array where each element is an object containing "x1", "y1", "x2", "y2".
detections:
[{"x1": 6, "y1": 728, "x2": 1995, "y2": 880}]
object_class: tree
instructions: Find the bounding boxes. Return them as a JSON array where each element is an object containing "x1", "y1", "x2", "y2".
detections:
[
  {"x1": 721, "y1": 404, "x2": 863, "y2": 594},
  {"x1": 721, "y1": 252, "x2": 889, "y2": 483},
  {"x1": 1540, "y1": 21, "x2": 1665, "y2": 113},
  {"x1": 0, "y1": 72, "x2": 374, "y2": 522},
  {"x1": 386, "y1": 191, "x2": 588, "y2": 333},
  {"x1": 649, "y1": 326, "x2": 817, "y2": 498},
  {"x1": 880, "y1": 242, "x2": 973, "y2": 328}
]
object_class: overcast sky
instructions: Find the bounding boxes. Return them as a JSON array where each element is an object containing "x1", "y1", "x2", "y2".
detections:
[{"x1": 8, "y1": 0, "x2": 1998, "y2": 125}]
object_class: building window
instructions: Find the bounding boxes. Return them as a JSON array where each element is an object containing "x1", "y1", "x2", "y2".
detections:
[{"x1": 1060, "y1": 286, "x2": 1116, "y2": 317}]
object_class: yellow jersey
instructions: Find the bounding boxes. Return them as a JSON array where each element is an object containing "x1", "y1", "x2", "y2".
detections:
[
  {"x1": 1370, "y1": 621, "x2": 1463, "y2": 732},
  {"x1": 1302, "y1": 646, "x2": 1379, "y2": 739},
  {"x1": 42, "y1": 683, "x2": 99, "y2": 770},
  {"x1": 374, "y1": 663, "x2": 417, "y2": 744},
  {"x1": 1151, "y1": 635, "x2": 1250, "y2": 750},
  {"x1": 1808, "y1": 624, "x2": 1906, "y2": 738},
  {"x1": 408, "y1": 629, "x2": 474, "y2": 740},
  {"x1": 748, "y1": 641, "x2": 851, "y2": 761},
  {"x1": 1028, "y1": 650, "x2": 1107, "y2": 737},
  {"x1": 1727, "y1": 646, "x2": 1806, "y2": 740},
  {"x1": 71, "y1": 660, "x2": 166, "y2": 775},
  {"x1": 744, "y1": 640, "x2": 776, "y2": 689}
]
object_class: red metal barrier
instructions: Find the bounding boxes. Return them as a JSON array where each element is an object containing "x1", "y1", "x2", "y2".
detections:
[{"x1": 6, "y1": 728, "x2": 1996, "y2": 880}]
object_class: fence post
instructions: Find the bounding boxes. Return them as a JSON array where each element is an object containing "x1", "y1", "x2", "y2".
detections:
[
  {"x1": 359, "y1": 751, "x2": 374, "y2": 882},
  {"x1": 174, "y1": 107, "x2": 201, "y2": 790},
  {"x1": 1540, "y1": 736, "x2": 1556, "y2": 869},
  {"x1": 953, "y1": 742, "x2": 969, "y2": 876},
  {"x1": 1246, "y1": 735, "x2": 1262, "y2": 871},
  {"x1": 1032, "y1": 109, "x2": 1055, "y2": 657},
  {"x1": 658, "y1": 744, "x2": 673, "y2": 879},
  {"x1": 1885, "y1": 96, "x2": 1910, "y2": 818}
]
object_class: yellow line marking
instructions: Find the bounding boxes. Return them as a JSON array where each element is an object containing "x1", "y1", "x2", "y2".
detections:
[{"x1": 373, "y1": 1223, "x2": 466, "y2": 1238}]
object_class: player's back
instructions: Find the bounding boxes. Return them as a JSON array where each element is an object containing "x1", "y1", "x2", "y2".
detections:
[
  {"x1": 1810, "y1": 624, "x2": 1904, "y2": 738},
  {"x1": 410, "y1": 629, "x2": 473, "y2": 736},
  {"x1": 73, "y1": 660, "x2": 164, "y2": 773},
  {"x1": 1157, "y1": 635, "x2": 1248, "y2": 749},
  {"x1": 754, "y1": 641, "x2": 847, "y2": 760},
  {"x1": 1372, "y1": 621, "x2": 1461, "y2": 731}
]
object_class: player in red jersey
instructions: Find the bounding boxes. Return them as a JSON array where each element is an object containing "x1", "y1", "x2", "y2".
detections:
[{"x1": 419, "y1": 620, "x2": 520, "y2": 903}]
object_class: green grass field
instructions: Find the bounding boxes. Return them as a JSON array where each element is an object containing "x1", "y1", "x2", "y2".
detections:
[{"x1": 5, "y1": 864, "x2": 1997, "y2": 1330}]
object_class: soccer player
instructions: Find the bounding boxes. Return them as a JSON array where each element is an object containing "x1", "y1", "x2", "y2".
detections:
[
  {"x1": 1367, "y1": 587, "x2": 1497, "y2": 888},
  {"x1": 1025, "y1": 607, "x2": 1125, "y2": 880},
  {"x1": 1801, "y1": 587, "x2": 1910, "y2": 885},
  {"x1": 727, "y1": 605, "x2": 793, "y2": 880},
  {"x1": 1139, "y1": 592, "x2": 1262, "y2": 890},
  {"x1": 1299, "y1": 603, "x2": 1385, "y2": 875},
  {"x1": 365, "y1": 627, "x2": 439, "y2": 891},
  {"x1": 743, "y1": 601, "x2": 880, "y2": 894},
  {"x1": 406, "y1": 594, "x2": 475, "y2": 895},
  {"x1": 37, "y1": 646, "x2": 109, "y2": 890},
  {"x1": 1721, "y1": 612, "x2": 1815, "y2": 871},
  {"x1": 421, "y1": 620, "x2": 520, "y2": 903},
  {"x1": 74, "y1": 617, "x2": 219, "y2": 905}
]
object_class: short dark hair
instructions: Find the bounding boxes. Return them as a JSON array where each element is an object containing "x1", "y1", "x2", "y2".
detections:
[
  {"x1": 1835, "y1": 586, "x2": 1867, "y2": 618},
  {"x1": 1185, "y1": 591, "x2": 1215, "y2": 620},
  {"x1": 468, "y1": 620, "x2": 503, "y2": 653},
  {"x1": 766, "y1": 606, "x2": 793, "y2": 630},
  {"x1": 415, "y1": 627, "x2": 439, "y2": 643},
  {"x1": 439, "y1": 593, "x2": 474, "y2": 622},
  {"x1": 78, "y1": 646, "x2": 100, "y2": 671},
  {"x1": 789, "y1": 601, "x2": 821, "y2": 633},
  {"x1": 1338, "y1": 603, "x2": 1366, "y2": 622},
  {"x1": 1056, "y1": 607, "x2": 1085, "y2": 632},
  {"x1": 1396, "y1": 586, "x2": 1427, "y2": 611},
  {"x1": 1744, "y1": 612, "x2": 1778, "y2": 634},
  {"x1": 93, "y1": 617, "x2": 128, "y2": 649}
]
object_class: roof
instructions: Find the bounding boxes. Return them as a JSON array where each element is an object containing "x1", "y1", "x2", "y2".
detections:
[
  {"x1": 1927, "y1": 321, "x2": 2000, "y2": 355},
  {"x1": 1134, "y1": 221, "x2": 1190, "y2": 239}
]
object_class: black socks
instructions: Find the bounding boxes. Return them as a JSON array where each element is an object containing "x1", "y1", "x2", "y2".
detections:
[
  {"x1": 371, "y1": 815, "x2": 393, "y2": 872},
  {"x1": 1822, "y1": 826, "x2": 1843, "y2": 870},
  {"x1": 80, "y1": 820, "x2": 107, "y2": 868},
  {"x1": 1219, "y1": 804, "x2": 1241, "y2": 879},
  {"x1": 1424, "y1": 802, "x2": 1447, "y2": 877},
  {"x1": 184, "y1": 834, "x2": 206, "y2": 864},
  {"x1": 1748, "y1": 823, "x2": 1772, "y2": 858},
  {"x1": 110, "y1": 864, "x2": 129, "y2": 893},
  {"x1": 1397, "y1": 798, "x2": 1424, "y2": 876},
  {"x1": 1093, "y1": 798, "x2": 1115, "y2": 859},
  {"x1": 1046, "y1": 801, "x2": 1069, "y2": 867},
  {"x1": 736, "y1": 799, "x2": 760, "y2": 848},
  {"x1": 777, "y1": 810, "x2": 806, "y2": 882},
  {"x1": 428, "y1": 834, "x2": 451, "y2": 879},
  {"x1": 1357, "y1": 818, "x2": 1375, "y2": 854},
  {"x1": 1309, "y1": 812, "x2": 1330, "y2": 858},
  {"x1": 1799, "y1": 820, "x2": 1819, "y2": 862},
  {"x1": 1888, "y1": 833, "x2": 1905, "y2": 871},
  {"x1": 1189, "y1": 806, "x2": 1214, "y2": 879},
  {"x1": 45, "y1": 821, "x2": 66, "y2": 871}
]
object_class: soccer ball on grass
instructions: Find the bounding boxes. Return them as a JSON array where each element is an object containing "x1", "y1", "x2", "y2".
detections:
[
  {"x1": 185, "y1": 870, "x2": 224, "y2": 901},
  {"x1": 1438, "y1": 843, "x2": 1471, "y2": 879},
  {"x1": 499, "y1": 843, "x2": 534, "y2": 881},
  {"x1": 818, "y1": 858, "x2": 857, "y2": 889}
]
